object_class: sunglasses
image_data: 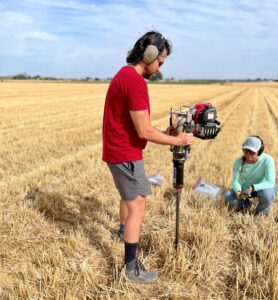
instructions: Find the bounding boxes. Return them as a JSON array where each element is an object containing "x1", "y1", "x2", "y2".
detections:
[{"x1": 157, "y1": 58, "x2": 164, "y2": 67}]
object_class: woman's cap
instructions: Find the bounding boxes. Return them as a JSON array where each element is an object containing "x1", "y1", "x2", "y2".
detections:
[{"x1": 242, "y1": 136, "x2": 261, "y2": 152}]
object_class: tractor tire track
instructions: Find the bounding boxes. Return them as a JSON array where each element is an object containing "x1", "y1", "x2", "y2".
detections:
[{"x1": 261, "y1": 89, "x2": 278, "y2": 130}]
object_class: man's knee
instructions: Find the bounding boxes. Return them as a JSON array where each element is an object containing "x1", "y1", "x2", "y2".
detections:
[{"x1": 126, "y1": 195, "x2": 146, "y2": 218}]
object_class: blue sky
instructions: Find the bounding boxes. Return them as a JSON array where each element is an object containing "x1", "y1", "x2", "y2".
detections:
[{"x1": 0, "y1": 0, "x2": 278, "y2": 79}]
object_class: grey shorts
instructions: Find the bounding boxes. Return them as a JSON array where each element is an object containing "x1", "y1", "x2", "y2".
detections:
[{"x1": 107, "y1": 160, "x2": 152, "y2": 201}]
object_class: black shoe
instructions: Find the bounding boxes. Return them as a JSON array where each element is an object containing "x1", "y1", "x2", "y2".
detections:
[{"x1": 124, "y1": 259, "x2": 158, "y2": 284}]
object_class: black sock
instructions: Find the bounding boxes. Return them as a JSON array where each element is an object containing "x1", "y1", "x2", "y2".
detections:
[
  {"x1": 124, "y1": 242, "x2": 138, "y2": 264},
  {"x1": 119, "y1": 224, "x2": 125, "y2": 232}
]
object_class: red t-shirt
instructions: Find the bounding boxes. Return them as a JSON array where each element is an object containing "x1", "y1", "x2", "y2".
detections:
[{"x1": 102, "y1": 66, "x2": 150, "y2": 163}]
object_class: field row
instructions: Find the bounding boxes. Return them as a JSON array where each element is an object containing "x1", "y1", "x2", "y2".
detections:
[
  {"x1": 1, "y1": 83, "x2": 278, "y2": 299},
  {"x1": 0, "y1": 83, "x2": 244, "y2": 182},
  {"x1": 1, "y1": 85, "x2": 277, "y2": 204}
]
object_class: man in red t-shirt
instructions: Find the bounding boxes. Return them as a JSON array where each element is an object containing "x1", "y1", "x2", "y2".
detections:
[{"x1": 102, "y1": 31, "x2": 193, "y2": 283}]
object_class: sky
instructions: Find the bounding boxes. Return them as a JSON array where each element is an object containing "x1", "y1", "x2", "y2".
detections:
[{"x1": 0, "y1": 0, "x2": 278, "y2": 80}]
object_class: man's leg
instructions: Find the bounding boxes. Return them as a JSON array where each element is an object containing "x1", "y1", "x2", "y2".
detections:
[
  {"x1": 114, "y1": 198, "x2": 139, "y2": 241},
  {"x1": 123, "y1": 195, "x2": 145, "y2": 267},
  {"x1": 255, "y1": 187, "x2": 276, "y2": 215},
  {"x1": 107, "y1": 161, "x2": 156, "y2": 282},
  {"x1": 112, "y1": 201, "x2": 127, "y2": 241},
  {"x1": 123, "y1": 195, "x2": 157, "y2": 283},
  {"x1": 124, "y1": 195, "x2": 145, "y2": 243},
  {"x1": 120, "y1": 200, "x2": 128, "y2": 227},
  {"x1": 113, "y1": 200, "x2": 128, "y2": 241}
]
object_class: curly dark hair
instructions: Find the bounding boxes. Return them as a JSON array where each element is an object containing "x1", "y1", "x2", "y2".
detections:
[{"x1": 126, "y1": 31, "x2": 172, "y2": 65}]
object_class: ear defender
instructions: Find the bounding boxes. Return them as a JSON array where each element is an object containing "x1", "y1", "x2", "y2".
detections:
[
  {"x1": 253, "y1": 135, "x2": 264, "y2": 156},
  {"x1": 251, "y1": 135, "x2": 265, "y2": 156},
  {"x1": 143, "y1": 45, "x2": 159, "y2": 64},
  {"x1": 143, "y1": 34, "x2": 165, "y2": 64}
]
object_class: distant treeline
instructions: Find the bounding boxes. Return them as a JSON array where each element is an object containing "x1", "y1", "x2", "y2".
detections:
[
  {"x1": 0, "y1": 73, "x2": 277, "y2": 83},
  {"x1": 0, "y1": 73, "x2": 106, "y2": 82}
]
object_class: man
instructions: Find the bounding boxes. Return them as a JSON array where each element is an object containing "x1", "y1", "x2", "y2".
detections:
[
  {"x1": 102, "y1": 31, "x2": 193, "y2": 283},
  {"x1": 225, "y1": 136, "x2": 276, "y2": 215}
]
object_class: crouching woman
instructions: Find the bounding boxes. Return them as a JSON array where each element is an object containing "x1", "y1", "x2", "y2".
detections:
[{"x1": 225, "y1": 136, "x2": 276, "y2": 215}]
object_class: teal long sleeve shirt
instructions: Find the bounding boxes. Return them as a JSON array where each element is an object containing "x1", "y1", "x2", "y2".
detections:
[{"x1": 232, "y1": 153, "x2": 276, "y2": 192}]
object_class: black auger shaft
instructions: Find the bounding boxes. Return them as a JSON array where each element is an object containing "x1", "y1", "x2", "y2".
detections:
[{"x1": 175, "y1": 189, "x2": 181, "y2": 250}]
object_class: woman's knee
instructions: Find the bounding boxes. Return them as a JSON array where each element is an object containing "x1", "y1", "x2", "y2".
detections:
[
  {"x1": 224, "y1": 189, "x2": 236, "y2": 202},
  {"x1": 257, "y1": 188, "x2": 276, "y2": 202}
]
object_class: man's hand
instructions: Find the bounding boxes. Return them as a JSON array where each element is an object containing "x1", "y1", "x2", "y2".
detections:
[
  {"x1": 164, "y1": 126, "x2": 194, "y2": 146},
  {"x1": 174, "y1": 132, "x2": 194, "y2": 146},
  {"x1": 164, "y1": 126, "x2": 177, "y2": 136},
  {"x1": 130, "y1": 110, "x2": 193, "y2": 146}
]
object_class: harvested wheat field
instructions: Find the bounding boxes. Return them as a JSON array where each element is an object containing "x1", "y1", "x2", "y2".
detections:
[{"x1": 0, "y1": 81, "x2": 278, "y2": 299}]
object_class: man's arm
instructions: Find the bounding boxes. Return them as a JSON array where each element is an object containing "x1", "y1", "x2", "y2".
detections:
[{"x1": 130, "y1": 110, "x2": 193, "y2": 146}]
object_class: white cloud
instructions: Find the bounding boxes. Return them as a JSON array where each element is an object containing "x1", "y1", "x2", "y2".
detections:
[{"x1": 23, "y1": 31, "x2": 58, "y2": 41}]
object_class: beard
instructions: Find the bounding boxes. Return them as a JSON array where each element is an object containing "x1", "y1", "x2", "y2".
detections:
[
  {"x1": 143, "y1": 73, "x2": 151, "y2": 79},
  {"x1": 142, "y1": 65, "x2": 154, "y2": 79}
]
